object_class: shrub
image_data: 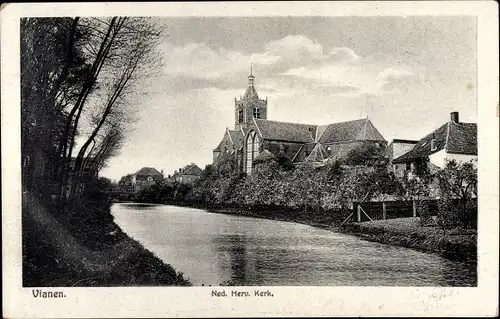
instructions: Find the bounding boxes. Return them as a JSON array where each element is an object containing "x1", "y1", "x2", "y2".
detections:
[
  {"x1": 436, "y1": 196, "x2": 460, "y2": 229},
  {"x1": 417, "y1": 200, "x2": 433, "y2": 226}
]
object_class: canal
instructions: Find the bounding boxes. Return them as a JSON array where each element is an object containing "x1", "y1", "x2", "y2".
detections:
[{"x1": 111, "y1": 202, "x2": 476, "y2": 286}]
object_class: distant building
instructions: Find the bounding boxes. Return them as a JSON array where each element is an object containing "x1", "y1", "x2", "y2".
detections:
[
  {"x1": 174, "y1": 163, "x2": 202, "y2": 184},
  {"x1": 386, "y1": 139, "x2": 419, "y2": 177},
  {"x1": 213, "y1": 69, "x2": 387, "y2": 175},
  {"x1": 392, "y1": 111, "x2": 477, "y2": 177},
  {"x1": 132, "y1": 167, "x2": 164, "y2": 191}
]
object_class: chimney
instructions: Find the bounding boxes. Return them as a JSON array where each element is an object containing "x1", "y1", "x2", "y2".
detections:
[{"x1": 450, "y1": 111, "x2": 459, "y2": 123}]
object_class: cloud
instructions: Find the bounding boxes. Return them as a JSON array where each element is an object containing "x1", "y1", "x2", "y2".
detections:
[
  {"x1": 158, "y1": 35, "x2": 364, "y2": 95},
  {"x1": 157, "y1": 35, "x2": 427, "y2": 99},
  {"x1": 377, "y1": 67, "x2": 423, "y2": 92},
  {"x1": 316, "y1": 84, "x2": 360, "y2": 95},
  {"x1": 327, "y1": 47, "x2": 360, "y2": 63},
  {"x1": 161, "y1": 42, "x2": 249, "y2": 80}
]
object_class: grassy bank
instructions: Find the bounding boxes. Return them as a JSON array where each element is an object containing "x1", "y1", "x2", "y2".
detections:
[
  {"x1": 341, "y1": 217, "x2": 476, "y2": 262},
  {"x1": 22, "y1": 192, "x2": 191, "y2": 287}
]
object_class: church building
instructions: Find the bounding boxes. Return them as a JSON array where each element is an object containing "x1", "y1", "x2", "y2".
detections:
[{"x1": 213, "y1": 69, "x2": 387, "y2": 175}]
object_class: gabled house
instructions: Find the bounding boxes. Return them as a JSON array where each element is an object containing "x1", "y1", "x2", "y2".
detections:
[
  {"x1": 392, "y1": 112, "x2": 477, "y2": 177},
  {"x1": 132, "y1": 167, "x2": 164, "y2": 191},
  {"x1": 386, "y1": 139, "x2": 419, "y2": 177},
  {"x1": 174, "y1": 163, "x2": 203, "y2": 184}
]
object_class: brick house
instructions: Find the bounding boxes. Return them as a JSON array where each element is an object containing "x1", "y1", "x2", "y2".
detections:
[{"x1": 132, "y1": 167, "x2": 164, "y2": 191}]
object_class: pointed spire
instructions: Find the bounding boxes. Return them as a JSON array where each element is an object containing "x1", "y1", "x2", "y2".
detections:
[{"x1": 244, "y1": 64, "x2": 258, "y2": 99}]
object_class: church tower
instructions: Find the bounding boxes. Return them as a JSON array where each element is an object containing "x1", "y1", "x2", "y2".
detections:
[{"x1": 235, "y1": 66, "x2": 267, "y2": 131}]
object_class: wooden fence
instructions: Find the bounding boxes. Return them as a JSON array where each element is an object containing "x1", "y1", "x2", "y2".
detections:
[{"x1": 340, "y1": 200, "x2": 439, "y2": 225}]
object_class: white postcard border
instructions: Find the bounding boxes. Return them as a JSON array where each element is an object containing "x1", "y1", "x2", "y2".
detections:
[{"x1": 2, "y1": 1, "x2": 498, "y2": 317}]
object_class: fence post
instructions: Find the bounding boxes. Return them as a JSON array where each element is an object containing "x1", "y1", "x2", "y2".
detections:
[
  {"x1": 382, "y1": 202, "x2": 387, "y2": 220},
  {"x1": 357, "y1": 204, "x2": 361, "y2": 222},
  {"x1": 412, "y1": 200, "x2": 417, "y2": 217}
]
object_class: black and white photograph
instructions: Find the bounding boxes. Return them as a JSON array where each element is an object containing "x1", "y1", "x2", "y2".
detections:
[{"x1": 2, "y1": 1, "x2": 498, "y2": 318}]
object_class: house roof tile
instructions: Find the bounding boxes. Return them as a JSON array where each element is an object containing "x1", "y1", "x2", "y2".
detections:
[
  {"x1": 393, "y1": 121, "x2": 477, "y2": 163},
  {"x1": 135, "y1": 167, "x2": 163, "y2": 177},
  {"x1": 182, "y1": 163, "x2": 202, "y2": 176}
]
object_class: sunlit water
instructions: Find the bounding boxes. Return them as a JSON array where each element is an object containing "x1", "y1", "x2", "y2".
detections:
[{"x1": 111, "y1": 203, "x2": 476, "y2": 286}]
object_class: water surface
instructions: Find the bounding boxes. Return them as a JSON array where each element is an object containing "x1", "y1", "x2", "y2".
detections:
[{"x1": 112, "y1": 203, "x2": 476, "y2": 286}]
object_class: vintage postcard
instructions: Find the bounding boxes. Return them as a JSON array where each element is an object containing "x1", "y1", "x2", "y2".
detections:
[{"x1": 2, "y1": 1, "x2": 499, "y2": 317}]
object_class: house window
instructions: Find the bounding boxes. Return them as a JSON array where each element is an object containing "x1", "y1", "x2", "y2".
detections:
[
  {"x1": 253, "y1": 106, "x2": 260, "y2": 119},
  {"x1": 147, "y1": 176, "x2": 153, "y2": 181},
  {"x1": 238, "y1": 110, "x2": 244, "y2": 123},
  {"x1": 406, "y1": 163, "x2": 411, "y2": 171}
]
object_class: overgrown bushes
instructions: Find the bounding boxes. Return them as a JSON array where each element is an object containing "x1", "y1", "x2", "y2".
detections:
[
  {"x1": 436, "y1": 160, "x2": 477, "y2": 230},
  {"x1": 135, "y1": 154, "x2": 477, "y2": 233},
  {"x1": 135, "y1": 154, "x2": 404, "y2": 220}
]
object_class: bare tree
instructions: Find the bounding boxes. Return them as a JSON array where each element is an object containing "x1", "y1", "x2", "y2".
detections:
[{"x1": 66, "y1": 17, "x2": 164, "y2": 201}]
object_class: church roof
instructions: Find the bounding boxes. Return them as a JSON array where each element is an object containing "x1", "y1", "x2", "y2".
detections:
[
  {"x1": 253, "y1": 118, "x2": 386, "y2": 145},
  {"x1": 228, "y1": 129, "x2": 244, "y2": 151},
  {"x1": 213, "y1": 128, "x2": 245, "y2": 152},
  {"x1": 254, "y1": 119, "x2": 316, "y2": 143},
  {"x1": 318, "y1": 118, "x2": 386, "y2": 144},
  {"x1": 243, "y1": 85, "x2": 259, "y2": 100},
  {"x1": 393, "y1": 121, "x2": 477, "y2": 163},
  {"x1": 305, "y1": 143, "x2": 329, "y2": 163}
]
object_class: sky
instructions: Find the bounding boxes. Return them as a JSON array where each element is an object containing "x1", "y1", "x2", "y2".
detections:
[{"x1": 99, "y1": 16, "x2": 477, "y2": 181}]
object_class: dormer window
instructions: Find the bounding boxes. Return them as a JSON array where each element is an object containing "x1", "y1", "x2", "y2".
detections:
[
  {"x1": 253, "y1": 106, "x2": 260, "y2": 119},
  {"x1": 431, "y1": 138, "x2": 437, "y2": 151}
]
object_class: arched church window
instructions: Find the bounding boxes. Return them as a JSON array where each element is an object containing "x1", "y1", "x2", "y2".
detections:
[
  {"x1": 245, "y1": 130, "x2": 260, "y2": 174},
  {"x1": 253, "y1": 106, "x2": 260, "y2": 119},
  {"x1": 238, "y1": 110, "x2": 244, "y2": 123}
]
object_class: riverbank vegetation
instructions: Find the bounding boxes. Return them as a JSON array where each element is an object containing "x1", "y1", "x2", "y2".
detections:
[
  {"x1": 21, "y1": 17, "x2": 190, "y2": 286},
  {"x1": 342, "y1": 217, "x2": 476, "y2": 262},
  {"x1": 134, "y1": 146, "x2": 477, "y2": 262}
]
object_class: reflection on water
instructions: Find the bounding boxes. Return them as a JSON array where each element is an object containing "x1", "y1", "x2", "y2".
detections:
[{"x1": 111, "y1": 203, "x2": 477, "y2": 286}]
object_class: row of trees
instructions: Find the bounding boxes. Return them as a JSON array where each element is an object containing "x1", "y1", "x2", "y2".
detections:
[{"x1": 21, "y1": 17, "x2": 163, "y2": 209}]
